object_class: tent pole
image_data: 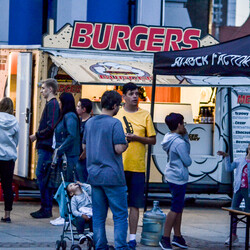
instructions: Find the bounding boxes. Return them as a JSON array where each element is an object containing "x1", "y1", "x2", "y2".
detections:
[
  {"x1": 228, "y1": 87, "x2": 233, "y2": 160},
  {"x1": 144, "y1": 73, "x2": 156, "y2": 212}
]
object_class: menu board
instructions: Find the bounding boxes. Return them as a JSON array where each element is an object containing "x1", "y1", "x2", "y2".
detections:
[{"x1": 232, "y1": 106, "x2": 250, "y2": 159}]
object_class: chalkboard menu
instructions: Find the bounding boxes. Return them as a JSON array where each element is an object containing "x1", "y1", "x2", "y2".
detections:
[{"x1": 232, "y1": 101, "x2": 250, "y2": 159}]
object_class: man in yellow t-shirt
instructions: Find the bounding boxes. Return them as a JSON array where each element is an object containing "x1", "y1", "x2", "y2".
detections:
[{"x1": 115, "y1": 82, "x2": 156, "y2": 249}]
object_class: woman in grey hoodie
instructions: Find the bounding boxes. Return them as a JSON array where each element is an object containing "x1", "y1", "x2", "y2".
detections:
[
  {"x1": 159, "y1": 113, "x2": 192, "y2": 250},
  {"x1": 0, "y1": 97, "x2": 19, "y2": 223}
]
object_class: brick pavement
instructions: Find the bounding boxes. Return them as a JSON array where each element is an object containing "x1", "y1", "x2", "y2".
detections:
[{"x1": 0, "y1": 199, "x2": 247, "y2": 249}]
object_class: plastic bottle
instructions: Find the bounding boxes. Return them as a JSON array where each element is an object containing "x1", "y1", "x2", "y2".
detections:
[
  {"x1": 204, "y1": 107, "x2": 208, "y2": 124},
  {"x1": 210, "y1": 107, "x2": 214, "y2": 124},
  {"x1": 140, "y1": 201, "x2": 166, "y2": 246},
  {"x1": 199, "y1": 107, "x2": 204, "y2": 123}
]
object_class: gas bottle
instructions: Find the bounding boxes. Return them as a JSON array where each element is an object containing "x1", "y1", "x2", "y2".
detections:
[{"x1": 140, "y1": 201, "x2": 166, "y2": 246}]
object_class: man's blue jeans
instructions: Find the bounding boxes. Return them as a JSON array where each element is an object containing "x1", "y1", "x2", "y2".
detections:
[
  {"x1": 75, "y1": 159, "x2": 88, "y2": 183},
  {"x1": 36, "y1": 149, "x2": 53, "y2": 212},
  {"x1": 92, "y1": 185, "x2": 128, "y2": 250},
  {"x1": 65, "y1": 155, "x2": 79, "y2": 182}
]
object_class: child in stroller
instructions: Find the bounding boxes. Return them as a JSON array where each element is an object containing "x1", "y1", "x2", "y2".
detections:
[
  {"x1": 54, "y1": 173, "x2": 94, "y2": 250},
  {"x1": 66, "y1": 182, "x2": 93, "y2": 245}
]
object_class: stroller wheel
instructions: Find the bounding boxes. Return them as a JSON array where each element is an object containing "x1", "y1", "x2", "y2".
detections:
[
  {"x1": 87, "y1": 239, "x2": 94, "y2": 250},
  {"x1": 70, "y1": 244, "x2": 81, "y2": 250},
  {"x1": 56, "y1": 240, "x2": 61, "y2": 250},
  {"x1": 61, "y1": 240, "x2": 67, "y2": 250}
]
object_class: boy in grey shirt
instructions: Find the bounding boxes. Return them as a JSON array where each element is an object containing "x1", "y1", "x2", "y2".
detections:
[{"x1": 67, "y1": 182, "x2": 93, "y2": 244}]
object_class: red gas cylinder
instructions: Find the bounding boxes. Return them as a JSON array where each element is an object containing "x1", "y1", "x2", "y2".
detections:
[{"x1": 0, "y1": 183, "x2": 19, "y2": 201}]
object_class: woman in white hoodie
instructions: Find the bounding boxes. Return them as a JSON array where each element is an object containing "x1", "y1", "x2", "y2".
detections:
[{"x1": 0, "y1": 97, "x2": 19, "y2": 223}]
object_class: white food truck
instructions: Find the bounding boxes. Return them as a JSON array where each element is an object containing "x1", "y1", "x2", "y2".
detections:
[{"x1": 0, "y1": 20, "x2": 249, "y2": 197}]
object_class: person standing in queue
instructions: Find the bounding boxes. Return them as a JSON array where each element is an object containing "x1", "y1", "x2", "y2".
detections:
[
  {"x1": 159, "y1": 113, "x2": 192, "y2": 250},
  {"x1": 83, "y1": 90, "x2": 129, "y2": 250},
  {"x1": 53, "y1": 92, "x2": 81, "y2": 182},
  {"x1": 75, "y1": 98, "x2": 92, "y2": 183},
  {"x1": 0, "y1": 97, "x2": 19, "y2": 223},
  {"x1": 217, "y1": 144, "x2": 250, "y2": 246},
  {"x1": 30, "y1": 78, "x2": 60, "y2": 219},
  {"x1": 50, "y1": 92, "x2": 81, "y2": 226},
  {"x1": 115, "y1": 82, "x2": 156, "y2": 249}
]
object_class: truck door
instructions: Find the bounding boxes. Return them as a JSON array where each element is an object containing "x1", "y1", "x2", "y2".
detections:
[{"x1": 15, "y1": 52, "x2": 32, "y2": 178}]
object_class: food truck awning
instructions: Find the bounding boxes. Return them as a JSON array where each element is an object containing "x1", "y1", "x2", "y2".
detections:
[
  {"x1": 42, "y1": 48, "x2": 185, "y2": 86},
  {"x1": 153, "y1": 35, "x2": 250, "y2": 86},
  {"x1": 43, "y1": 49, "x2": 154, "y2": 86}
]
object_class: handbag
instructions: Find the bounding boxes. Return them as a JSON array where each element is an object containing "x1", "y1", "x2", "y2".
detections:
[{"x1": 44, "y1": 150, "x2": 67, "y2": 189}]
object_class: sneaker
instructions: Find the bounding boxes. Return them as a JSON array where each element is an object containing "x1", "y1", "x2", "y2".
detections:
[
  {"x1": 128, "y1": 239, "x2": 137, "y2": 250},
  {"x1": 159, "y1": 236, "x2": 172, "y2": 250},
  {"x1": 30, "y1": 208, "x2": 43, "y2": 217},
  {"x1": 172, "y1": 235, "x2": 188, "y2": 249},
  {"x1": 225, "y1": 235, "x2": 239, "y2": 246},
  {"x1": 30, "y1": 209, "x2": 52, "y2": 219},
  {"x1": 79, "y1": 234, "x2": 87, "y2": 244},
  {"x1": 50, "y1": 216, "x2": 65, "y2": 226},
  {"x1": 86, "y1": 232, "x2": 94, "y2": 241},
  {"x1": 1, "y1": 217, "x2": 11, "y2": 223}
]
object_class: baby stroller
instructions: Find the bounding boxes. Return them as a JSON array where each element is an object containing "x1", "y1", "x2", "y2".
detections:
[{"x1": 54, "y1": 172, "x2": 94, "y2": 250}]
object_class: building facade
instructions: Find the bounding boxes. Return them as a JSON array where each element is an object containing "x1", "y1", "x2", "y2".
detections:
[{"x1": 0, "y1": 0, "x2": 216, "y2": 45}]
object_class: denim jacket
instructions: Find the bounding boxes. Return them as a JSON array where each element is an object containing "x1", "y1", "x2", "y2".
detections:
[
  {"x1": 223, "y1": 156, "x2": 250, "y2": 197},
  {"x1": 54, "y1": 112, "x2": 80, "y2": 157}
]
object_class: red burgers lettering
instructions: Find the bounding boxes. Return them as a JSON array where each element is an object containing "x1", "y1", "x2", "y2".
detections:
[
  {"x1": 70, "y1": 22, "x2": 201, "y2": 52},
  {"x1": 110, "y1": 25, "x2": 130, "y2": 51},
  {"x1": 146, "y1": 27, "x2": 165, "y2": 52},
  {"x1": 182, "y1": 28, "x2": 201, "y2": 49},
  {"x1": 129, "y1": 26, "x2": 148, "y2": 52},
  {"x1": 92, "y1": 23, "x2": 112, "y2": 50},
  {"x1": 71, "y1": 22, "x2": 93, "y2": 48}
]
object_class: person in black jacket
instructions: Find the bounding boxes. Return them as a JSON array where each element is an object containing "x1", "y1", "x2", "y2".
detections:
[{"x1": 29, "y1": 78, "x2": 60, "y2": 219}]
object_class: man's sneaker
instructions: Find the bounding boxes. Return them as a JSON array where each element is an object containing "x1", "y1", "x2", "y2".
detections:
[
  {"x1": 225, "y1": 235, "x2": 239, "y2": 246},
  {"x1": 86, "y1": 232, "x2": 94, "y2": 241},
  {"x1": 50, "y1": 216, "x2": 65, "y2": 226},
  {"x1": 30, "y1": 208, "x2": 43, "y2": 217},
  {"x1": 172, "y1": 235, "x2": 188, "y2": 249},
  {"x1": 30, "y1": 209, "x2": 52, "y2": 219},
  {"x1": 128, "y1": 239, "x2": 137, "y2": 250},
  {"x1": 159, "y1": 236, "x2": 172, "y2": 250},
  {"x1": 79, "y1": 234, "x2": 87, "y2": 244}
]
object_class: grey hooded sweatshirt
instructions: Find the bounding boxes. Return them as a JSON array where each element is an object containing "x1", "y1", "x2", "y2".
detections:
[
  {"x1": 161, "y1": 133, "x2": 192, "y2": 185},
  {"x1": 0, "y1": 112, "x2": 19, "y2": 161}
]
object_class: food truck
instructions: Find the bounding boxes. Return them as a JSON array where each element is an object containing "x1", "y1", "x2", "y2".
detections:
[{"x1": 0, "y1": 20, "x2": 249, "y2": 196}]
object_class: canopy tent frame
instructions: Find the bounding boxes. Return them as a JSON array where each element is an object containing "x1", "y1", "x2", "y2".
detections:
[{"x1": 145, "y1": 35, "x2": 250, "y2": 211}]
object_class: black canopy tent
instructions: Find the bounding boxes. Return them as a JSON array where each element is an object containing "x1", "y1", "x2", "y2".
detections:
[
  {"x1": 153, "y1": 35, "x2": 250, "y2": 77},
  {"x1": 145, "y1": 35, "x2": 250, "y2": 210}
]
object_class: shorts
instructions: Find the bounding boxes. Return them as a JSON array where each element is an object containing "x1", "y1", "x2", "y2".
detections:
[
  {"x1": 125, "y1": 171, "x2": 145, "y2": 208},
  {"x1": 169, "y1": 182, "x2": 187, "y2": 213}
]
